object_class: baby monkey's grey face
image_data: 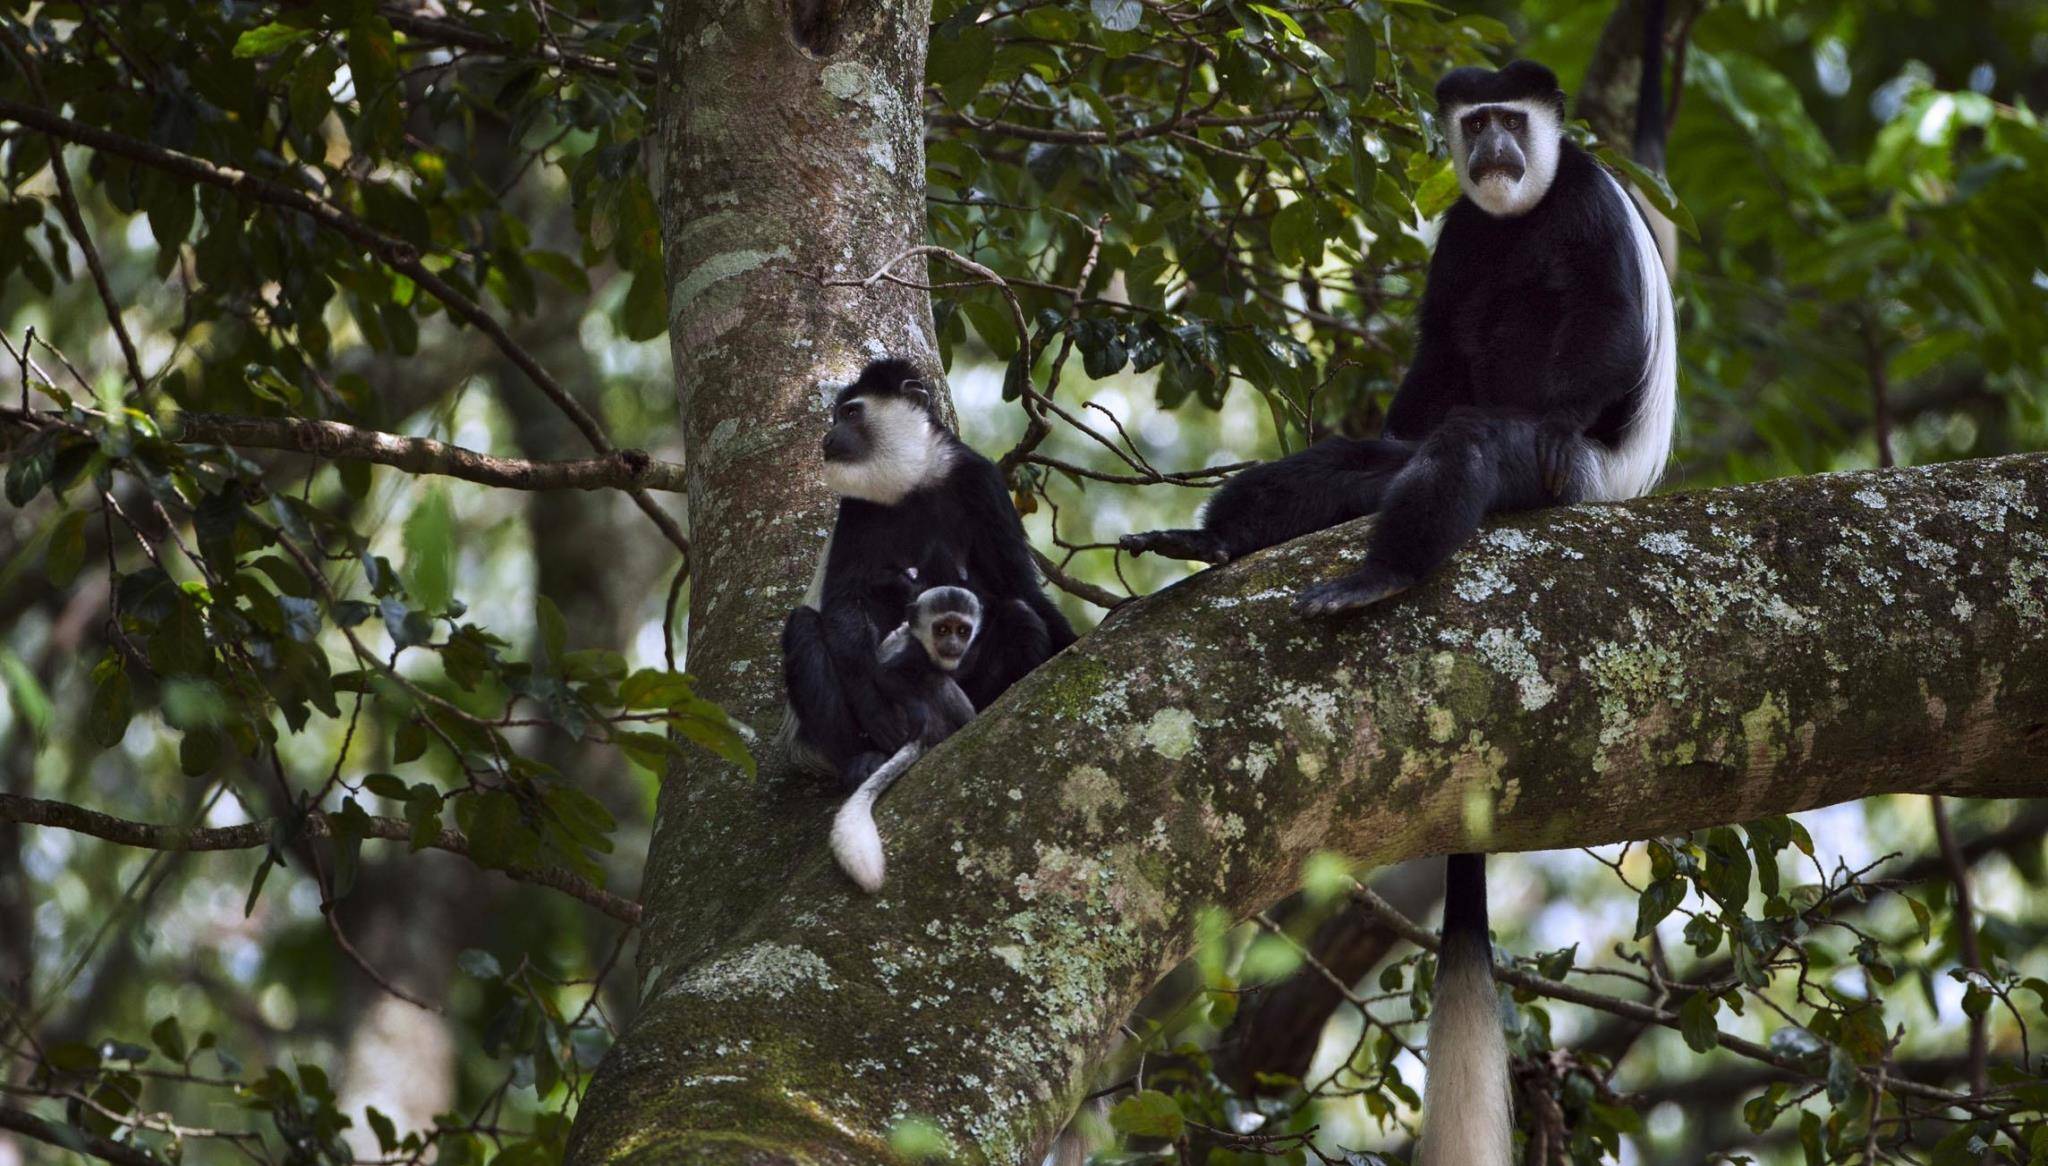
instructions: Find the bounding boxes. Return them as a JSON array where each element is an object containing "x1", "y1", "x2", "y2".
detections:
[{"x1": 910, "y1": 585, "x2": 981, "y2": 671}]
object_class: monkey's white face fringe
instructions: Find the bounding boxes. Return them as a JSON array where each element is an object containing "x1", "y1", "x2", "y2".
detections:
[
  {"x1": 822, "y1": 397, "x2": 954, "y2": 506},
  {"x1": 1447, "y1": 99, "x2": 1561, "y2": 219},
  {"x1": 1415, "y1": 935, "x2": 1513, "y2": 1166},
  {"x1": 829, "y1": 742, "x2": 921, "y2": 893},
  {"x1": 1587, "y1": 168, "x2": 1679, "y2": 502}
]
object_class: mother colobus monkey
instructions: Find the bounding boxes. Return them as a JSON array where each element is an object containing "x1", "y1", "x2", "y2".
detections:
[
  {"x1": 782, "y1": 358, "x2": 1077, "y2": 789},
  {"x1": 1124, "y1": 15, "x2": 1677, "y2": 1165}
]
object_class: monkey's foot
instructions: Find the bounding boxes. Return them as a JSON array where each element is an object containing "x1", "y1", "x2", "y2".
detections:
[
  {"x1": 1119, "y1": 529, "x2": 1232, "y2": 564},
  {"x1": 1291, "y1": 566, "x2": 1415, "y2": 616}
]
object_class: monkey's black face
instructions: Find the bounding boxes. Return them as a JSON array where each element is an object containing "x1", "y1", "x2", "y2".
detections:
[
  {"x1": 819, "y1": 364, "x2": 950, "y2": 505},
  {"x1": 1458, "y1": 107, "x2": 1528, "y2": 183},
  {"x1": 821, "y1": 396, "x2": 870, "y2": 464},
  {"x1": 924, "y1": 614, "x2": 976, "y2": 669}
]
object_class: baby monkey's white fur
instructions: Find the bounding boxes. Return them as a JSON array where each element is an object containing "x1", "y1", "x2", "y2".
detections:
[
  {"x1": 1444, "y1": 98, "x2": 1562, "y2": 219},
  {"x1": 830, "y1": 741, "x2": 921, "y2": 893}
]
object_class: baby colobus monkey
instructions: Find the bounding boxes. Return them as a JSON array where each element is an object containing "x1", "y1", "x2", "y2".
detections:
[
  {"x1": 829, "y1": 586, "x2": 981, "y2": 893},
  {"x1": 1125, "y1": 18, "x2": 1677, "y2": 1166},
  {"x1": 783, "y1": 358, "x2": 1075, "y2": 788}
]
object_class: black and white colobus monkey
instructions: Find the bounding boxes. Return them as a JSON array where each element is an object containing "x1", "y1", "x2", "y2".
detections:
[
  {"x1": 782, "y1": 357, "x2": 1076, "y2": 788},
  {"x1": 1120, "y1": 74, "x2": 1676, "y2": 617},
  {"x1": 829, "y1": 586, "x2": 982, "y2": 892},
  {"x1": 1125, "y1": 16, "x2": 1676, "y2": 1165}
]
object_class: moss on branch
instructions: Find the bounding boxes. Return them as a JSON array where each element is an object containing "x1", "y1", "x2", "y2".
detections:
[{"x1": 574, "y1": 454, "x2": 2048, "y2": 1165}]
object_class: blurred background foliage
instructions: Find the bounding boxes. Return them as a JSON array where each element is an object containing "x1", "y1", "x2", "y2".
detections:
[{"x1": 1, "y1": 0, "x2": 2045, "y2": 1163}]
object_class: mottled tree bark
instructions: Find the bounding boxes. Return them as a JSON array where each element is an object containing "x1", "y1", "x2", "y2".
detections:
[
  {"x1": 567, "y1": 0, "x2": 938, "y2": 1159},
  {"x1": 577, "y1": 430, "x2": 2048, "y2": 1162},
  {"x1": 566, "y1": 2, "x2": 2048, "y2": 1162}
]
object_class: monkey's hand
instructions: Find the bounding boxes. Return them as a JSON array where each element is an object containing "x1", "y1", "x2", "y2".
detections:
[
  {"x1": 1292, "y1": 564, "x2": 1416, "y2": 617},
  {"x1": 1534, "y1": 420, "x2": 1582, "y2": 501},
  {"x1": 1119, "y1": 529, "x2": 1233, "y2": 564}
]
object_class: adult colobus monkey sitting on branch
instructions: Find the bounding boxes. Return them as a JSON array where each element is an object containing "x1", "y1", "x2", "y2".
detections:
[
  {"x1": 781, "y1": 358, "x2": 1076, "y2": 789},
  {"x1": 1123, "y1": 20, "x2": 1677, "y2": 1166},
  {"x1": 1121, "y1": 66, "x2": 1676, "y2": 616}
]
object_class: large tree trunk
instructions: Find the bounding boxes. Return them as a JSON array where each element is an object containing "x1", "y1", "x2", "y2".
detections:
[
  {"x1": 566, "y1": 0, "x2": 938, "y2": 1160},
  {"x1": 567, "y1": 3, "x2": 2048, "y2": 1160},
  {"x1": 574, "y1": 413, "x2": 2048, "y2": 1161}
]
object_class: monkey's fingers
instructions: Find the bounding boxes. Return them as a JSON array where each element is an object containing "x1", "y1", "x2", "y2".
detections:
[
  {"x1": 1291, "y1": 566, "x2": 1413, "y2": 617},
  {"x1": 1119, "y1": 529, "x2": 1231, "y2": 564}
]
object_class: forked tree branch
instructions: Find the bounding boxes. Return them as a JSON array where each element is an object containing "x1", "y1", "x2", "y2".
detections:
[{"x1": 575, "y1": 453, "x2": 2048, "y2": 1163}]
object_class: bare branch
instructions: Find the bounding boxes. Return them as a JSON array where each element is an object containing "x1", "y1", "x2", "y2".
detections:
[
  {"x1": 2, "y1": 407, "x2": 687, "y2": 492},
  {"x1": 0, "y1": 793, "x2": 641, "y2": 925}
]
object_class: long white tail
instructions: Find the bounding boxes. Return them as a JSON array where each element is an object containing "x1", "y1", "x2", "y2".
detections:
[
  {"x1": 1416, "y1": 854, "x2": 1512, "y2": 1166},
  {"x1": 829, "y1": 742, "x2": 921, "y2": 893}
]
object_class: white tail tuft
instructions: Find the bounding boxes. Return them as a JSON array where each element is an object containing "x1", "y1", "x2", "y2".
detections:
[
  {"x1": 1416, "y1": 934, "x2": 1513, "y2": 1166},
  {"x1": 829, "y1": 742, "x2": 921, "y2": 893},
  {"x1": 1588, "y1": 167, "x2": 1679, "y2": 504}
]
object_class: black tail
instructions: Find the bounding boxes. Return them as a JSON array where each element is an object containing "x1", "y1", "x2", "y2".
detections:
[
  {"x1": 1633, "y1": 0, "x2": 1668, "y2": 171},
  {"x1": 1415, "y1": 853, "x2": 1511, "y2": 1166}
]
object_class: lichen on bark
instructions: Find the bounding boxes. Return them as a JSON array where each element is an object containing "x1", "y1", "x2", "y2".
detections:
[{"x1": 574, "y1": 449, "x2": 2048, "y2": 1165}]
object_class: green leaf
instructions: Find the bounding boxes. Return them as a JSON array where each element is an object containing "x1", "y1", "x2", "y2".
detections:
[
  {"x1": 1108, "y1": 1088, "x2": 1185, "y2": 1139},
  {"x1": 458, "y1": 949, "x2": 502, "y2": 979},
  {"x1": 401, "y1": 486, "x2": 455, "y2": 614},
  {"x1": 1091, "y1": 0, "x2": 1142, "y2": 32},
  {"x1": 151, "y1": 1015, "x2": 189, "y2": 1062},
  {"x1": 927, "y1": 25, "x2": 995, "y2": 109},
  {"x1": 0, "y1": 649, "x2": 53, "y2": 742},
  {"x1": 86, "y1": 654, "x2": 133, "y2": 749},
  {"x1": 244, "y1": 852, "x2": 277, "y2": 917},
  {"x1": 393, "y1": 720, "x2": 429, "y2": 765},
  {"x1": 1825, "y1": 1043, "x2": 1857, "y2": 1104},
  {"x1": 536, "y1": 595, "x2": 568, "y2": 671},
  {"x1": 620, "y1": 262, "x2": 669, "y2": 341},
  {"x1": 44, "y1": 509, "x2": 88, "y2": 585},
  {"x1": 233, "y1": 22, "x2": 313, "y2": 58},
  {"x1": 1633, "y1": 876, "x2": 1686, "y2": 940},
  {"x1": 1343, "y1": 14, "x2": 1377, "y2": 95},
  {"x1": 405, "y1": 785, "x2": 444, "y2": 852},
  {"x1": 1678, "y1": 991, "x2": 1720, "y2": 1053}
]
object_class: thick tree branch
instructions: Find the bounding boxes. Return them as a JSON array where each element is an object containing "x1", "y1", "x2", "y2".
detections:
[
  {"x1": 578, "y1": 453, "x2": 2048, "y2": 1163},
  {"x1": 0, "y1": 793, "x2": 640, "y2": 925},
  {"x1": 0, "y1": 407, "x2": 686, "y2": 493},
  {"x1": 0, "y1": 97, "x2": 691, "y2": 565}
]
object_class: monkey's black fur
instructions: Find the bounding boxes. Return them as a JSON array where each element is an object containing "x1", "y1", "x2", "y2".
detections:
[
  {"x1": 1122, "y1": 60, "x2": 1670, "y2": 618},
  {"x1": 783, "y1": 359, "x2": 1076, "y2": 791}
]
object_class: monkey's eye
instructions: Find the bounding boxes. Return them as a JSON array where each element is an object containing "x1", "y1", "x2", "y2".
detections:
[
  {"x1": 1502, "y1": 111, "x2": 1523, "y2": 131},
  {"x1": 1462, "y1": 113, "x2": 1486, "y2": 136},
  {"x1": 837, "y1": 401, "x2": 864, "y2": 422}
]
